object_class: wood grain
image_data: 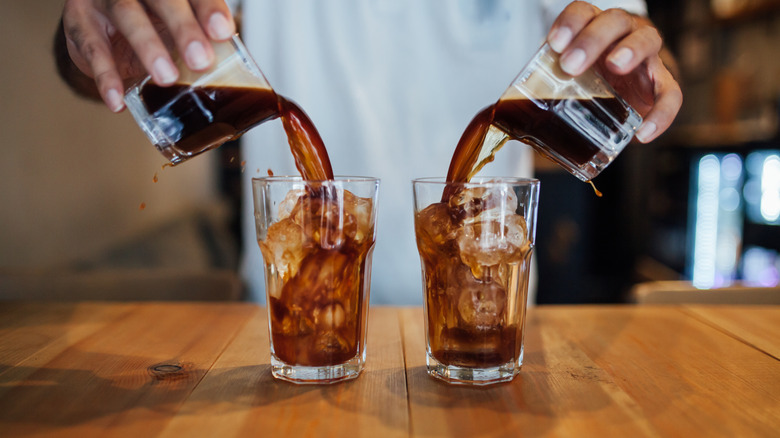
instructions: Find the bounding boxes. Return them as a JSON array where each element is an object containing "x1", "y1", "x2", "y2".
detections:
[
  {"x1": 158, "y1": 306, "x2": 409, "y2": 438},
  {"x1": 684, "y1": 305, "x2": 780, "y2": 360},
  {"x1": 0, "y1": 303, "x2": 778, "y2": 437},
  {"x1": 0, "y1": 302, "x2": 254, "y2": 437},
  {"x1": 0, "y1": 302, "x2": 135, "y2": 383},
  {"x1": 539, "y1": 306, "x2": 780, "y2": 438},
  {"x1": 400, "y1": 307, "x2": 661, "y2": 438}
]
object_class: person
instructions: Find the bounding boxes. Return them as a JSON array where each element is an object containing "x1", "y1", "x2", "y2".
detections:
[{"x1": 55, "y1": 0, "x2": 682, "y2": 304}]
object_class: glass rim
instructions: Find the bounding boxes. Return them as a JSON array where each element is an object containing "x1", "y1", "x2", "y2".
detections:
[
  {"x1": 412, "y1": 176, "x2": 539, "y2": 186},
  {"x1": 252, "y1": 175, "x2": 380, "y2": 184},
  {"x1": 226, "y1": 33, "x2": 268, "y2": 84},
  {"x1": 124, "y1": 34, "x2": 268, "y2": 92}
]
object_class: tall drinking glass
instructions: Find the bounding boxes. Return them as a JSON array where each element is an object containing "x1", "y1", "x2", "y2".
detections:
[
  {"x1": 253, "y1": 176, "x2": 379, "y2": 384},
  {"x1": 413, "y1": 177, "x2": 539, "y2": 385}
]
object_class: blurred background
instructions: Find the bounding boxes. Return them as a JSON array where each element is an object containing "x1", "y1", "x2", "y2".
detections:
[
  {"x1": 537, "y1": 0, "x2": 780, "y2": 303},
  {"x1": 1, "y1": 0, "x2": 779, "y2": 303}
]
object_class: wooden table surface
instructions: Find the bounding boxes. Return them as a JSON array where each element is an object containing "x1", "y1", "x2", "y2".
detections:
[{"x1": 0, "y1": 302, "x2": 778, "y2": 437}]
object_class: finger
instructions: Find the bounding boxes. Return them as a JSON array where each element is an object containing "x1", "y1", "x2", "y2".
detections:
[
  {"x1": 605, "y1": 26, "x2": 663, "y2": 75},
  {"x1": 143, "y1": 0, "x2": 214, "y2": 71},
  {"x1": 635, "y1": 60, "x2": 683, "y2": 143},
  {"x1": 190, "y1": 0, "x2": 236, "y2": 40},
  {"x1": 63, "y1": 6, "x2": 125, "y2": 111},
  {"x1": 558, "y1": 8, "x2": 637, "y2": 76},
  {"x1": 547, "y1": 1, "x2": 600, "y2": 53},
  {"x1": 104, "y1": 0, "x2": 179, "y2": 85}
]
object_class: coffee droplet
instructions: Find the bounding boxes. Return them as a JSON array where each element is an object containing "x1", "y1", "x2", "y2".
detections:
[
  {"x1": 153, "y1": 172, "x2": 158, "y2": 183},
  {"x1": 587, "y1": 180, "x2": 603, "y2": 198},
  {"x1": 139, "y1": 202, "x2": 146, "y2": 210},
  {"x1": 267, "y1": 168, "x2": 274, "y2": 176}
]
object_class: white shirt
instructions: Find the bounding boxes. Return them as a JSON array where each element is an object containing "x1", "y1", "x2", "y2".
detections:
[{"x1": 239, "y1": 0, "x2": 647, "y2": 304}]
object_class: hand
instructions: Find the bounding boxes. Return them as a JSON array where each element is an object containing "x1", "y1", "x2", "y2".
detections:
[
  {"x1": 546, "y1": 1, "x2": 682, "y2": 143},
  {"x1": 61, "y1": 0, "x2": 236, "y2": 112}
]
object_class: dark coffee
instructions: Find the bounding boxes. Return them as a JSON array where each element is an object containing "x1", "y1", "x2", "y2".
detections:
[
  {"x1": 277, "y1": 96, "x2": 333, "y2": 182},
  {"x1": 267, "y1": 245, "x2": 372, "y2": 367},
  {"x1": 140, "y1": 84, "x2": 333, "y2": 181},
  {"x1": 445, "y1": 105, "x2": 496, "y2": 184},
  {"x1": 140, "y1": 84, "x2": 277, "y2": 155},
  {"x1": 415, "y1": 190, "x2": 530, "y2": 369},
  {"x1": 446, "y1": 96, "x2": 629, "y2": 184},
  {"x1": 421, "y1": 96, "x2": 630, "y2": 371},
  {"x1": 495, "y1": 97, "x2": 629, "y2": 167},
  {"x1": 432, "y1": 327, "x2": 518, "y2": 367},
  {"x1": 143, "y1": 82, "x2": 378, "y2": 370}
]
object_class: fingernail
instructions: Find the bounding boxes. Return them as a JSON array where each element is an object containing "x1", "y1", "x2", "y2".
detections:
[
  {"x1": 636, "y1": 121, "x2": 657, "y2": 142},
  {"x1": 186, "y1": 40, "x2": 211, "y2": 70},
  {"x1": 549, "y1": 27, "x2": 572, "y2": 53},
  {"x1": 153, "y1": 57, "x2": 178, "y2": 84},
  {"x1": 608, "y1": 47, "x2": 634, "y2": 70},
  {"x1": 560, "y1": 48, "x2": 586, "y2": 75},
  {"x1": 209, "y1": 12, "x2": 234, "y2": 40},
  {"x1": 106, "y1": 88, "x2": 124, "y2": 112}
]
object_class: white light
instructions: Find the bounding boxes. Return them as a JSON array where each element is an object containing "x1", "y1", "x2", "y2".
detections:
[
  {"x1": 761, "y1": 191, "x2": 780, "y2": 222},
  {"x1": 721, "y1": 153, "x2": 742, "y2": 181},
  {"x1": 762, "y1": 155, "x2": 780, "y2": 188},
  {"x1": 720, "y1": 187, "x2": 741, "y2": 212},
  {"x1": 715, "y1": 230, "x2": 739, "y2": 274},
  {"x1": 743, "y1": 179, "x2": 761, "y2": 205},
  {"x1": 692, "y1": 155, "x2": 721, "y2": 289},
  {"x1": 760, "y1": 155, "x2": 780, "y2": 223},
  {"x1": 743, "y1": 246, "x2": 780, "y2": 287},
  {"x1": 745, "y1": 152, "x2": 764, "y2": 176}
]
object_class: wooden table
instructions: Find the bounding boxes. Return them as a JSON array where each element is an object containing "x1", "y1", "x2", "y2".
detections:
[{"x1": 0, "y1": 302, "x2": 778, "y2": 437}]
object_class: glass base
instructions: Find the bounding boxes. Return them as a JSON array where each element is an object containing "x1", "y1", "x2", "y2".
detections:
[
  {"x1": 425, "y1": 350, "x2": 522, "y2": 386},
  {"x1": 270, "y1": 356, "x2": 363, "y2": 384}
]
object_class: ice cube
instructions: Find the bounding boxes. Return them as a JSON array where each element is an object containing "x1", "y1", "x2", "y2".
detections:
[
  {"x1": 272, "y1": 301, "x2": 316, "y2": 337},
  {"x1": 314, "y1": 303, "x2": 346, "y2": 328},
  {"x1": 314, "y1": 331, "x2": 350, "y2": 355},
  {"x1": 343, "y1": 190, "x2": 374, "y2": 243},
  {"x1": 259, "y1": 218, "x2": 308, "y2": 281},
  {"x1": 456, "y1": 214, "x2": 529, "y2": 278},
  {"x1": 278, "y1": 187, "x2": 306, "y2": 220},
  {"x1": 416, "y1": 202, "x2": 457, "y2": 247},
  {"x1": 278, "y1": 314, "x2": 316, "y2": 337},
  {"x1": 282, "y1": 249, "x2": 360, "y2": 309},
  {"x1": 448, "y1": 185, "x2": 518, "y2": 220},
  {"x1": 456, "y1": 272, "x2": 507, "y2": 329},
  {"x1": 286, "y1": 188, "x2": 374, "y2": 249},
  {"x1": 291, "y1": 193, "x2": 348, "y2": 250}
]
